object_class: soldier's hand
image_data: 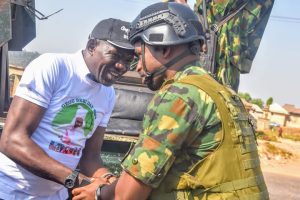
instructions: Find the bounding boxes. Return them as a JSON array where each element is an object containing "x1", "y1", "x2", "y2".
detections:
[{"x1": 71, "y1": 178, "x2": 107, "y2": 200}]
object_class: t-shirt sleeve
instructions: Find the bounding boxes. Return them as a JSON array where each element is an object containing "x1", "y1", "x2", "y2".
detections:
[
  {"x1": 98, "y1": 87, "x2": 115, "y2": 127},
  {"x1": 15, "y1": 54, "x2": 60, "y2": 108},
  {"x1": 121, "y1": 90, "x2": 198, "y2": 188}
]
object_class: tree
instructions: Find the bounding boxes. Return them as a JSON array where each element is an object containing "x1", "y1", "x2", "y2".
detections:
[
  {"x1": 251, "y1": 98, "x2": 264, "y2": 109},
  {"x1": 266, "y1": 97, "x2": 273, "y2": 106},
  {"x1": 238, "y1": 92, "x2": 264, "y2": 108},
  {"x1": 238, "y1": 92, "x2": 252, "y2": 102}
]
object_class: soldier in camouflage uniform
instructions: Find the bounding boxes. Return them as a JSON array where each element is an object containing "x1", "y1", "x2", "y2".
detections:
[
  {"x1": 165, "y1": 0, "x2": 274, "y2": 92},
  {"x1": 91, "y1": 2, "x2": 268, "y2": 200}
]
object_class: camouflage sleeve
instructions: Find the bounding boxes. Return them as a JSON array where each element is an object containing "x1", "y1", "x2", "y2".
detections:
[
  {"x1": 196, "y1": 0, "x2": 274, "y2": 91},
  {"x1": 121, "y1": 86, "x2": 199, "y2": 188},
  {"x1": 242, "y1": 0, "x2": 274, "y2": 65}
]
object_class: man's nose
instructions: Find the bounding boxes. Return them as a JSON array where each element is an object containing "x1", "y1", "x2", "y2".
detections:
[
  {"x1": 115, "y1": 62, "x2": 128, "y2": 72},
  {"x1": 135, "y1": 59, "x2": 145, "y2": 77},
  {"x1": 135, "y1": 59, "x2": 142, "y2": 73}
]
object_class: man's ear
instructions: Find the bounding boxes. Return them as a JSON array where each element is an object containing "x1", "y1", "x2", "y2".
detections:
[
  {"x1": 87, "y1": 38, "x2": 98, "y2": 52},
  {"x1": 162, "y1": 46, "x2": 172, "y2": 58}
]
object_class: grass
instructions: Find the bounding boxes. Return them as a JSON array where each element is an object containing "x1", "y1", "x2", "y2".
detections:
[
  {"x1": 256, "y1": 128, "x2": 298, "y2": 160},
  {"x1": 256, "y1": 128, "x2": 300, "y2": 142},
  {"x1": 281, "y1": 127, "x2": 300, "y2": 141},
  {"x1": 264, "y1": 142, "x2": 293, "y2": 159},
  {"x1": 283, "y1": 134, "x2": 300, "y2": 141},
  {"x1": 256, "y1": 130, "x2": 278, "y2": 142}
]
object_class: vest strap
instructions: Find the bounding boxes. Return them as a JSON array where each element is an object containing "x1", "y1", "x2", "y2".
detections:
[
  {"x1": 240, "y1": 143, "x2": 258, "y2": 154},
  {"x1": 210, "y1": 175, "x2": 265, "y2": 193},
  {"x1": 219, "y1": 91, "x2": 238, "y2": 106},
  {"x1": 240, "y1": 126, "x2": 256, "y2": 137},
  {"x1": 243, "y1": 158, "x2": 260, "y2": 170},
  {"x1": 192, "y1": 175, "x2": 265, "y2": 194},
  {"x1": 234, "y1": 113, "x2": 250, "y2": 121},
  {"x1": 151, "y1": 189, "x2": 269, "y2": 200},
  {"x1": 226, "y1": 190, "x2": 269, "y2": 200}
]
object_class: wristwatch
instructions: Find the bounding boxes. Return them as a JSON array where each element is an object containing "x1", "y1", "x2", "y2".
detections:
[
  {"x1": 95, "y1": 184, "x2": 106, "y2": 200},
  {"x1": 64, "y1": 169, "x2": 80, "y2": 189}
]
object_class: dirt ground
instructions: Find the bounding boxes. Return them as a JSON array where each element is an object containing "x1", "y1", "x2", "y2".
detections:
[{"x1": 258, "y1": 138, "x2": 300, "y2": 200}]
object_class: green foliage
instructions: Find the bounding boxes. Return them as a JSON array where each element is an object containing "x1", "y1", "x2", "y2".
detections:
[
  {"x1": 266, "y1": 97, "x2": 273, "y2": 106},
  {"x1": 238, "y1": 92, "x2": 264, "y2": 108},
  {"x1": 251, "y1": 98, "x2": 264, "y2": 108},
  {"x1": 238, "y1": 92, "x2": 252, "y2": 102}
]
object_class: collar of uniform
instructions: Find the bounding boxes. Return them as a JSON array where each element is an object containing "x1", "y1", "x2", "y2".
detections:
[{"x1": 161, "y1": 61, "x2": 202, "y2": 88}]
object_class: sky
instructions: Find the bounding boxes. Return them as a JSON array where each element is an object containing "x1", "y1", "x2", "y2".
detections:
[{"x1": 23, "y1": 0, "x2": 300, "y2": 107}]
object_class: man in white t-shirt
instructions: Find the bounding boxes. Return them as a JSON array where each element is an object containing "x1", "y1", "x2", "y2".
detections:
[{"x1": 0, "y1": 18, "x2": 134, "y2": 199}]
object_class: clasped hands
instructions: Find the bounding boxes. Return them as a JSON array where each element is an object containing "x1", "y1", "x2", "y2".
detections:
[{"x1": 72, "y1": 173, "x2": 116, "y2": 200}]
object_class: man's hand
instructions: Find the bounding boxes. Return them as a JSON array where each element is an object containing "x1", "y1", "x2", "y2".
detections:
[{"x1": 72, "y1": 178, "x2": 107, "y2": 200}]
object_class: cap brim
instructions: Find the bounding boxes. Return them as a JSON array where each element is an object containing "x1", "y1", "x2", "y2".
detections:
[{"x1": 107, "y1": 40, "x2": 134, "y2": 50}]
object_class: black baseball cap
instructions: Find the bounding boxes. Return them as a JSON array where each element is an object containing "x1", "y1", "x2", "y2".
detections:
[{"x1": 90, "y1": 18, "x2": 134, "y2": 50}]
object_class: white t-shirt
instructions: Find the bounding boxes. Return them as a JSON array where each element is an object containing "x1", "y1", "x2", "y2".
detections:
[{"x1": 0, "y1": 51, "x2": 115, "y2": 199}]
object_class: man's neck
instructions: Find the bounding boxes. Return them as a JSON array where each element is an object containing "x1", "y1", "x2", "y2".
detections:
[
  {"x1": 82, "y1": 49, "x2": 94, "y2": 74},
  {"x1": 165, "y1": 54, "x2": 199, "y2": 79}
]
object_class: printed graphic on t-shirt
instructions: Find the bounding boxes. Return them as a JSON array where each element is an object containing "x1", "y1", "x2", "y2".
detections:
[
  {"x1": 50, "y1": 98, "x2": 97, "y2": 156},
  {"x1": 49, "y1": 141, "x2": 82, "y2": 156}
]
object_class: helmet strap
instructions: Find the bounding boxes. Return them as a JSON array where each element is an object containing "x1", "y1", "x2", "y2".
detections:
[
  {"x1": 151, "y1": 47, "x2": 191, "y2": 78},
  {"x1": 142, "y1": 42, "x2": 192, "y2": 77},
  {"x1": 141, "y1": 42, "x2": 152, "y2": 77},
  {"x1": 141, "y1": 42, "x2": 192, "y2": 88}
]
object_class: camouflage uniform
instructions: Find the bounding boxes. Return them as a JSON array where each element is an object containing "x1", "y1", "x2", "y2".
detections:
[
  {"x1": 122, "y1": 64, "x2": 222, "y2": 188},
  {"x1": 195, "y1": 0, "x2": 275, "y2": 91}
]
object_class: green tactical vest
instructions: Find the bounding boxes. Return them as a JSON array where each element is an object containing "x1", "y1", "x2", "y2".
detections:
[{"x1": 150, "y1": 74, "x2": 269, "y2": 200}]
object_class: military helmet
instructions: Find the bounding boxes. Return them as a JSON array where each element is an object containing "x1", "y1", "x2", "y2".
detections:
[{"x1": 129, "y1": 2, "x2": 205, "y2": 46}]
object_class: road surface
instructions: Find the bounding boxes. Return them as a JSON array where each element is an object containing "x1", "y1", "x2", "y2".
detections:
[{"x1": 264, "y1": 171, "x2": 300, "y2": 200}]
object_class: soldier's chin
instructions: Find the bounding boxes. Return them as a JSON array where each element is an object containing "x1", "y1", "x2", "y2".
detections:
[
  {"x1": 145, "y1": 78, "x2": 162, "y2": 91},
  {"x1": 145, "y1": 74, "x2": 165, "y2": 91}
]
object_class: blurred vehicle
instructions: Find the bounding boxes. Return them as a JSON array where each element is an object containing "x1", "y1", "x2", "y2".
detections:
[{"x1": 269, "y1": 121, "x2": 280, "y2": 129}]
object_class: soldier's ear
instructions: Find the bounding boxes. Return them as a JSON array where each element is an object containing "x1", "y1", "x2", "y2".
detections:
[{"x1": 162, "y1": 46, "x2": 172, "y2": 58}]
